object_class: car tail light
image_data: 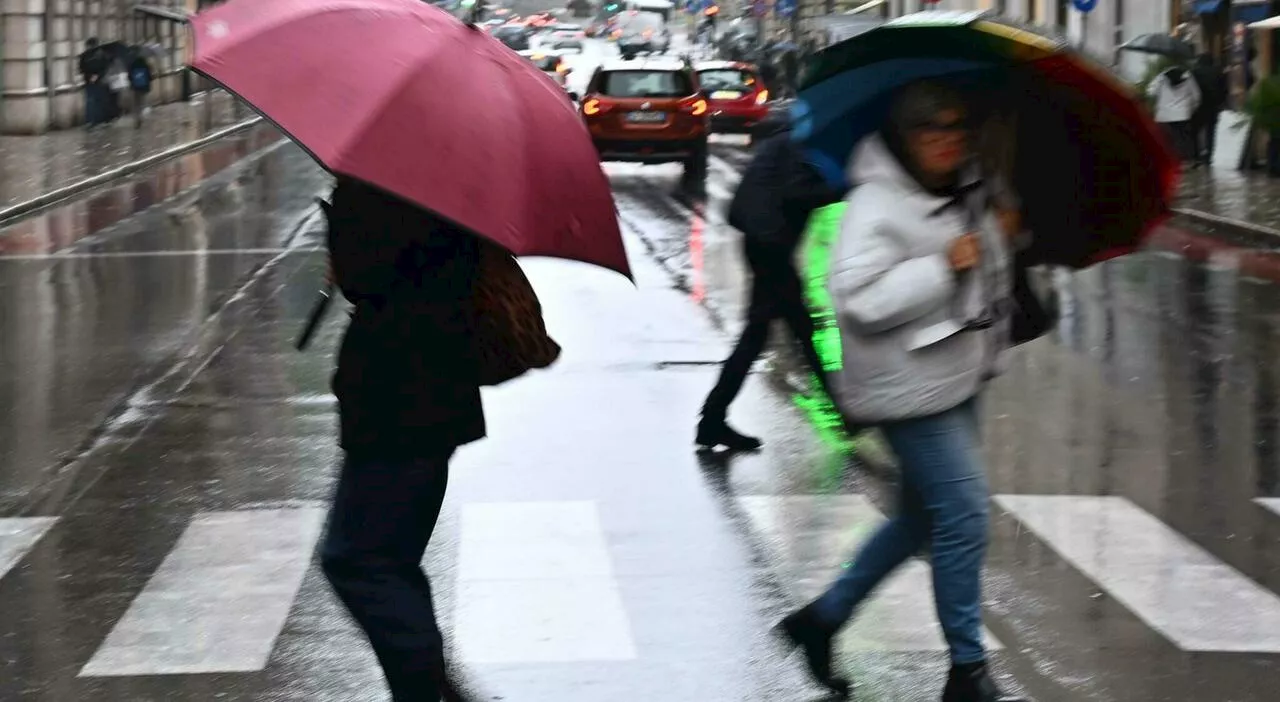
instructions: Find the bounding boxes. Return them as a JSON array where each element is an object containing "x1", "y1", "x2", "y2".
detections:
[
  {"x1": 755, "y1": 89, "x2": 769, "y2": 105},
  {"x1": 681, "y1": 97, "x2": 708, "y2": 116},
  {"x1": 583, "y1": 98, "x2": 608, "y2": 116}
]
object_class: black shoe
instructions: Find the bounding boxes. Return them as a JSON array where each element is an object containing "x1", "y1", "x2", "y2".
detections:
[
  {"x1": 941, "y1": 661, "x2": 1026, "y2": 702},
  {"x1": 695, "y1": 417, "x2": 762, "y2": 451},
  {"x1": 776, "y1": 605, "x2": 850, "y2": 698}
]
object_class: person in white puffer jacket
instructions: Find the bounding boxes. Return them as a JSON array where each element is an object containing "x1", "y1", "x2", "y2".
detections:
[
  {"x1": 776, "y1": 81, "x2": 1024, "y2": 702},
  {"x1": 1148, "y1": 65, "x2": 1201, "y2": 161}
]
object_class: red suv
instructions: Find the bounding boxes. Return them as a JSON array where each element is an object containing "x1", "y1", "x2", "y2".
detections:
[
  {"x1": 695, "y1": 61, "x2": 769, "y2": 136},
  {"x1": 580, "y1": 58, "x2": 709, "y2": 181}
]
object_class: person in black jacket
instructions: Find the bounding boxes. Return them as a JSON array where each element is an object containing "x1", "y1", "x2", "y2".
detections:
[
  {"x1": 696, "y1": 117, "x2": 847, "y2": 450},
  {"x1": 318, "y1": 177, "x2": 483, "y2": 702},
  {"x1": 1191, "y1": 54, "x2": 1228, "y2": 167},
  {"x1": 78, "y1": 38, "x2": 109, "y2": 128}
]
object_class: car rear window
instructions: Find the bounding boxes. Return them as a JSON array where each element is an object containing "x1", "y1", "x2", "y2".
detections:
[
  {"x1": 598, "y1": 70, "x2": 692, "y2": 98},
  {"x1": 697, "y1": 69, "x2": 757, "y2": 92},
  {"x1": 527, "y1": 55, "x2": 561, "y2": 72}
]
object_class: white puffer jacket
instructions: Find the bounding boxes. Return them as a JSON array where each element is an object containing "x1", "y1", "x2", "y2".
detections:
[
  {"x1": 828, "y1": 136, "x2": 1012, "y2": 424},
  {"x1": 1148, "y1": 69, "x2": 1202, "y2": 123}
]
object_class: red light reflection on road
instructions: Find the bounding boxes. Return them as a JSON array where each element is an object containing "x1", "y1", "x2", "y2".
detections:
[{"x1": 689, "y1": 201, "x2": 705, "y2": 303}]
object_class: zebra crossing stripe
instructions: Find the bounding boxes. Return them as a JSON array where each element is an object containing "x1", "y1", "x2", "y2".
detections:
[
  {"x1": 454, "y1": 501, "x2": 637, "y2": 664},
  {"x1": 737, "y1": 495, "x2": 1002, "y2": 652},
  {"x1": 995, "y1": 495, "x2": 1280, "y2": 653},
  {"x1": 1255, "y1": 497, "x2": 1280, "y2": 518},
  {"x1": 0, "y1": 517, "x2": 58, "y2": 581},
  {"x1": 79, "y1": 508, "x2": 326, "y2": 676}
]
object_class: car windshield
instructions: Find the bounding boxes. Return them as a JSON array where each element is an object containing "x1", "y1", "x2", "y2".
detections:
[
  {"x1": 697, "y1": 69, "x2": 756, "y2": 92},
  {"x1": 599, "y1": 70, "x2": 691, "y2": 98},
  {"x1": 526, "y1": 55, "x2": 561, "y2": 72}
]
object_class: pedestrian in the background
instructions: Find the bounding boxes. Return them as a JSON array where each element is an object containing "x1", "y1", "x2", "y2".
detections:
[
  {"x1": 105, "y1": 54, "x2": 130, "y2": 123},
  {"x1": 777, "y1": 82, "x2": 1024, "y2": 702},
  {"x1": 318, "y1": 177, "x2": 484, "y2": 702},
  {"x1": 696, "y1": 114, "x2": 847, "y2": 451},
  {"x1": 1147, "y1": 64, "x2": 1201, "y2": 162},
  {"x1": 78, "y1": 38, "x2": 109, "y2": 128},
  {"x1": 127, "y1": 49, "x2": 154, "y2": 129},
  {"x1": 1190, "y1": 53, "x2": 1227, "y2": 167}
]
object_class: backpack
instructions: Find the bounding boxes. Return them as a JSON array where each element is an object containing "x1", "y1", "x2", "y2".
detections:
[{"x1": 129, "y1": 64, "x2": 151, "y2": 91}]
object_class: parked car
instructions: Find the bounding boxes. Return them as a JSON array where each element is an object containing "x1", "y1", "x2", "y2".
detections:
[
  {"x1": 580, "y1": 57, "x2": 707, "y2": 181},
  {"x1": 518, "y1": 50, "x2": 574, "y2": 92},
  {"x1": 492, "y1": 24, "x2": 532, "y2": 50},
  {"x1": 547, "y1": 23, "x2": 586, "y2": 51},
  {"x1": 694, "y1": 61, "x2": 769, "y2": 136}
]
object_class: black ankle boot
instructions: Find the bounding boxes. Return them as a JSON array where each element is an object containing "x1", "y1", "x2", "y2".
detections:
[
  {"x1": 695, "y1": 417, "x2": 762, "y2": 451},
  {"x1": 776, "y1": 605, "x2": 850, "y2": 698},
  {"x1": 941, "y1": 661, "x2": 1026, "y2": 702}
]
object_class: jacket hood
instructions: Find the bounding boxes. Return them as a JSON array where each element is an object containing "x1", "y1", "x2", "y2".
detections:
[{"x1": 846, "y1": 134, "x2": 984, "y2": 210}]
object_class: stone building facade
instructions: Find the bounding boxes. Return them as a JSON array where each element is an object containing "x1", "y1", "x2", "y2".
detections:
[{"x1": 1, "y1": 0, "x2": 199, "y2": 134}]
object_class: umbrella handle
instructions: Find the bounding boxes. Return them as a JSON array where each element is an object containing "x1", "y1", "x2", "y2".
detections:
[{"x1": 295, "y1": 285, "x2": 334, "y2": 351}]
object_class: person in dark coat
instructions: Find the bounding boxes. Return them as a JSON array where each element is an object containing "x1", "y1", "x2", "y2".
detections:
[
  {"x1": 78, "y1": 38, "x2": 109, "y2": 128},
  {"x1": 318, "y1": 177, "x2": 484, "y2": 702},
  {"x1": 696, "y1": 116, "x2": 848, "y2": 450},
  {"x1": 1191, "y1": 53, "x2": 1228, "y2": 167},
  {"x1": 126, "y1": 49, "x2": 154, "y2": 128}
]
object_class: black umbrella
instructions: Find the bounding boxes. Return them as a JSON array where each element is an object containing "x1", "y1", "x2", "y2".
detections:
[{"x1": 1119, "y1": 33, "x2": 1195, "y2": 60}]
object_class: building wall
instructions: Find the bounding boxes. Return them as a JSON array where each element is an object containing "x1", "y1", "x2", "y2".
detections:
[{"x1": 0, "y1": 0, "x2": 195, "y2": 134}]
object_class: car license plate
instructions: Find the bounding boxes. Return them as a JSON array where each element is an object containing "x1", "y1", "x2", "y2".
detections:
[
  {"x1": 626, "y1": 111, "x2": 665, "y2": 124},
  {"x1": 711, "y1": 91, "x2": 741, "y2": 100}
]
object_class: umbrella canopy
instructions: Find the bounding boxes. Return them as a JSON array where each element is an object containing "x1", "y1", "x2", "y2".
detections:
[
  {"x1": 794, "y1": 10, "x2": 1179, "y2": 269},
  {"x1": 189, "y1": 0, "x2": 629, "y2": 279},
  {"x1": 1119, "y1": 33, "x2": 1196, "y2": 60}
]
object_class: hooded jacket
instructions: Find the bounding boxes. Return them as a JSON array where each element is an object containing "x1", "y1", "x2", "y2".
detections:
[
  {"x1": 726, "y1": 117, "x2": 847, "y2": 253},
  {"x1": 828, "y1": 135, "x2": 1011, "y2": 423},
  {"x1": 1148, "y1": 67, "x2": 1202, "y2": 123}
]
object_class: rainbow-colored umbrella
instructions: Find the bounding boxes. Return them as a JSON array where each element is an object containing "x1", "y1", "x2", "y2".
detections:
[{"x1": 793, "y1": 10, "x2": 1178, "y2": 269}]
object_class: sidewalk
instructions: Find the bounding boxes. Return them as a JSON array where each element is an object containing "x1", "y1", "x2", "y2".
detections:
[
  {"x1": 1176, "y1": 165, "x2": 1280, "y2": 235},
  {"x1": 0, "y1": 91, "x2": 253, "y2": 210}
]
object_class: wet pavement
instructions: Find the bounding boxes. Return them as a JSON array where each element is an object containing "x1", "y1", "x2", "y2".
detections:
[
  {"x1": 0, "y1": 91, "x2": 253, "y2": 210},
  {"x1": 3, "y1": 38, "x2": 1280, "y2": 702}
]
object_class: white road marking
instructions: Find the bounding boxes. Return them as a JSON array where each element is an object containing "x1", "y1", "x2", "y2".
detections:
[
  {"x1": 79, "y1": 508, "x2": 326, "y2": 676},
  {"x1": 0, "y1": 517, "x2": 58, "y2": 581},
  {"x1": 455, "y1": 501, "x2": 637, "y2": 664},
  {"x1": 1255, "y1": 497, "x2": 1280, "y2": 518},
  {"x1": 996, "y1": 495, "x2": 1280, "y2": 653},
  {"x1": 738, "y1": 495, "x2": 1002, "y2": 652}
]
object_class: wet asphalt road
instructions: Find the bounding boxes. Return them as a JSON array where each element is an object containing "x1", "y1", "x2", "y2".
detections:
[{"x1": 3, "y1": 39, "x2": 1280, "y2": 702}]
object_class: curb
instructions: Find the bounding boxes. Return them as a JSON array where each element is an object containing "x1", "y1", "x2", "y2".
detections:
[
  {"x1": 1173, "y1": 206, "x2": 1280, "y2": 246},
  {"x1": 0, "y1": 117, "x2": 264, "y2": 229}
]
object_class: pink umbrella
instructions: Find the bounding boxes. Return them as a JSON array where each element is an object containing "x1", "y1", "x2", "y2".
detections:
[{"x1": 189, "y1": 0, "x2": 629, "y2": 279}]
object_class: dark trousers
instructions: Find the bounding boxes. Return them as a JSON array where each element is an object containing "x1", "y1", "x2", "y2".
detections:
[
  {"x1": 1196, "y1": 112, "x2": 1219, "y2": 164},
  {"x1": 84, "y1": 82, "x2": 109, "y2": 125},
  {"x1": 1161, "y1": 120, "x2": 1195, "y2": 161},
  {"x1": 320, "y1": 449, "x2": 454, "y2": 701},
  {"x1": 702, "y1": 240, "x2": 828, "y2": 422}
]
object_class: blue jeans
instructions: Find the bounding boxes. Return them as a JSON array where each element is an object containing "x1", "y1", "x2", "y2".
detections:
[{"x1": 813, "y1": 398, "x2": 989, "y2": 664}]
